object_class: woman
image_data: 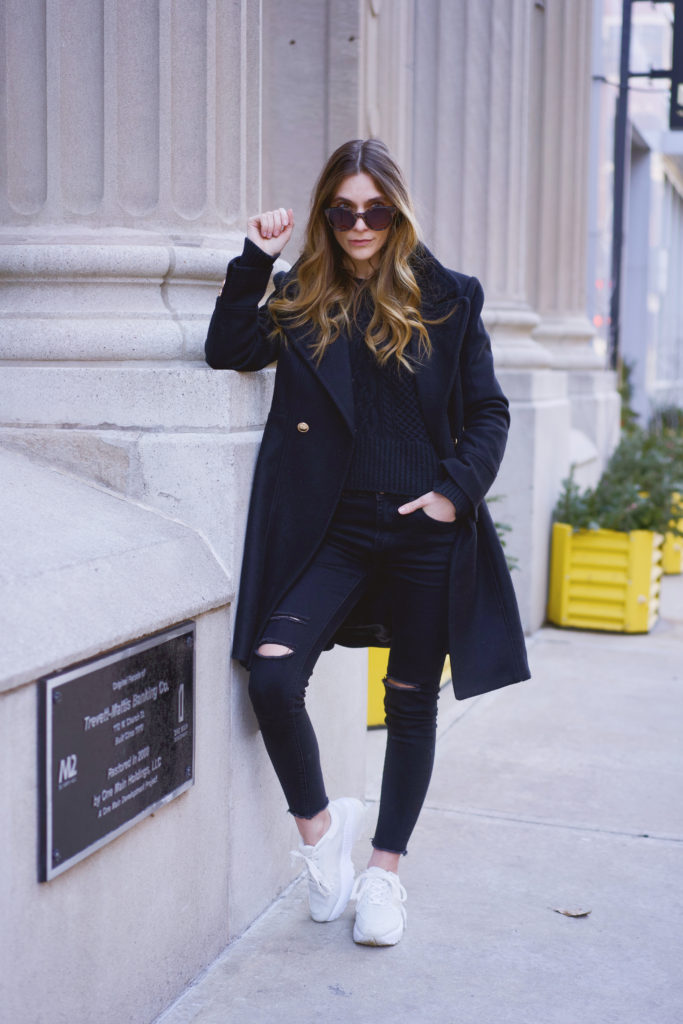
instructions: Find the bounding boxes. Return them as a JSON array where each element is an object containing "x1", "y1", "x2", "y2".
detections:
[{"x1": 205, "y1": 138, "x2": 529, "y2": 947}]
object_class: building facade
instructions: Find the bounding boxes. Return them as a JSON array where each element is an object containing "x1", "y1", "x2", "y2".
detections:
[
  {"x1": 587, "y1": 0, "x2": 683, "y2": 422},
  {"x1": 0, "y1": 2, "x2": 619, "y2": 1021}
]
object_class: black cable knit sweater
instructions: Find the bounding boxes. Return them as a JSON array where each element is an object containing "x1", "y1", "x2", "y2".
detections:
[{"x1": 344, "y1": 293, "x2": 463, "y2": 510}]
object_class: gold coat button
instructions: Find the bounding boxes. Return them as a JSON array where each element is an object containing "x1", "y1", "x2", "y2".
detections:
[{"x1": 297, "y1": 421, "x2": 310, "y2": 433}]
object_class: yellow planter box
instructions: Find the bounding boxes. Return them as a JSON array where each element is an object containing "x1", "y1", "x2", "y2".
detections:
[
  {"x1": 367, "y1": 650, "x2": 452, "y2": 727},
  {"x1": 367, "y1": 648, "x2": 389, "y2": 727},
  {"x1": 547, "y1": 522, "x2": 663, "y2": 633},
  {"x1": 662, "y1": 492, "x2": 682, "y2": 575},
  {"x1": 662, "y1": 533, "x2": 682, "y2": 574}
]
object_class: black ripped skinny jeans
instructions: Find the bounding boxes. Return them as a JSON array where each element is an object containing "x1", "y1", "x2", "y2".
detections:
[{"x1": 248, "y1": 489, "x2": 456, "y2": 855}]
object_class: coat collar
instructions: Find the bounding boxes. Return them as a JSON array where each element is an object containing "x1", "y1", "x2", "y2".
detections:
[
  {"x1": 281, "y1": 246, "x2": 470, "y2": 444},
  {"x1": 407, "y1": 246, "x2": 470, "y2": 449}
]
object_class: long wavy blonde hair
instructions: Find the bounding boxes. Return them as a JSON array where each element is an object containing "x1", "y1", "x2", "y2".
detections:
[{"x1": 269, "y1": 138, "x2": 431, "y2": 370}]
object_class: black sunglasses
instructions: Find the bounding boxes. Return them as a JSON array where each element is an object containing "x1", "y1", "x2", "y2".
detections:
[{"x1": 324, "y1": 205, "x2": 397, "y2": 232}]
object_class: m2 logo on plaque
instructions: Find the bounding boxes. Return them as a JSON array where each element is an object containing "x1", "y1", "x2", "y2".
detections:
[{"x1": 39, "y1": 622, "x2": 195, "y2": 881}]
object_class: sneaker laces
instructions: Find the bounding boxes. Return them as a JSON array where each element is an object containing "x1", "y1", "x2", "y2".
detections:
[
  {"x1": 291, "y1": 849, "x2": 332, "y2": 895},
  {"x1": 351, "y1": 870, "x2": 407, "y2": 906}
]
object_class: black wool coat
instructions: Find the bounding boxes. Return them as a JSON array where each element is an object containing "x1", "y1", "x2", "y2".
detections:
[{"x1": 205, "y1": 240, "x2": 530, "y2": 699}]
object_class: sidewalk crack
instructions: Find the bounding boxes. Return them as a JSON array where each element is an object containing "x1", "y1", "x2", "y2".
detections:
[{"x1": 420, "y1": 803, "x2": 683, "y2": 844}]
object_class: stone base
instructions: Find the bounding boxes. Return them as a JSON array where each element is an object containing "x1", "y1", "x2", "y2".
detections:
[
  {"x1": 492, "y1": 369, "x2": 571, "y2": 634},
  {"x1": 0, "y1": 363, "x2": 276, "y2": 568},
  {"x1": 566, "y1": 369, "x2": 621, "y2": 466},
  {"x1": 533, "y1": 316, "x2": 604, "y2": 371},
  {"x1": 0, "y1": 241, "x2": 244, "y2": 361}
]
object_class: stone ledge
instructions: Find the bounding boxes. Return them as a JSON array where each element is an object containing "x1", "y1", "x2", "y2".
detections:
[
  {"x1": 0, "y1": 363, "x2": 275, "y2": 431},
  {"x1": 0, "y1": 242, "x2": 233, "y2": 361},
  {"x1": 0, "y1": 449, "x2": 232, "y2": 693}
]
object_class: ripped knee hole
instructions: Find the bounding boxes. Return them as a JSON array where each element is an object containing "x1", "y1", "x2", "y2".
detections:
[
  {"x1": 255, "y1": 642, "x2": 294, "y2": 658},
  {"x1": 384, "y1": 675, "x2": 419, "y2": 691}
]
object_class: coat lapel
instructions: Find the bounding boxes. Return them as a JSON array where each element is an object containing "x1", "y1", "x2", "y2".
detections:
[
  {"x1": 288, "y1": 321, "x2": 355, "y2": 435},
  {"x1": 411, "y1": 285, "x2": 470, "y2": 454},
  {"x1": 283, "y1": 245, "x2": 470, "y2": 445}
]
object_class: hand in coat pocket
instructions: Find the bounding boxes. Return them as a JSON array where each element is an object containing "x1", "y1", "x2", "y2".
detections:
[{"x1": 397, "y1": 491, "x2": 456, "y2": 523}]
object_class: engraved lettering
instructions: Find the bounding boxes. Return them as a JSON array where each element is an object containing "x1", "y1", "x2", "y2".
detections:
[
  {"x1": 111, "y1": 668, "x2": 147, "y2": 692},
  {"x1": 132, "y1": 685, "x2": 158, "y2": 708},
  {"x1": 58, "y1": 754, "x2": 78, "y2": 790}
]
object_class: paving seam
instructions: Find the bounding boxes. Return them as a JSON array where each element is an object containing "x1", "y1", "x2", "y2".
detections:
[
  {"x1": 412, "y1": 801, "x2": 683, "y2": 843},
  {"x1": 531, "y1": 631, "x2": 683, "y2": 656}
]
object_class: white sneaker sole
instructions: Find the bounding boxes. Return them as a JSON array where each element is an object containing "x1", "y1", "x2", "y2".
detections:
[
  {"x1": 317, "y1": 797, "x2": 366, "y2": 923},
  {"x1": 352, "y1": 920, "x2": 405, "y2": 946}
]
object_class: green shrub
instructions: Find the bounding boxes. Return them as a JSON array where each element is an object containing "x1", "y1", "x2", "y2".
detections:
[
  {"x1": 618, "y1": 358, "x2": 639, "y2": 432},
  {"x1": 649, "y1": 404, "x2": 683, "y2": 434},
  {"x1": 553, "y1": 420, "x2": 683, "y2": 536}
]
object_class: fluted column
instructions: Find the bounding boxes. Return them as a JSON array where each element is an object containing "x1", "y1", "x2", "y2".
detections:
[
  {"x1": 360, "y1": 0, "x2": 415, "y2": 175},
  {"x1": 0, "y1": 0, "x2": 261, "y2": 361},
  {"x1": 0, "y1": 0, "x2": 270, "y2": 596},
  {"x1": 260, "y1": 0, "x2": 362, "y2": 252},
  {"x1": 397, "y1": 0, "x2": 588, "y2": 631},
  {"x1": 411, "y1": 0, "x2": 551, "y2": 367},
  {"x1": 529, "y1": 0, "x2": 604, "y2": 370}
]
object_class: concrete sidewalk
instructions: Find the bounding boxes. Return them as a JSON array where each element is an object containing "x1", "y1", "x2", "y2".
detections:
[{"x1": 158, "y1": 575, "x2": 683, "y2": 1024}]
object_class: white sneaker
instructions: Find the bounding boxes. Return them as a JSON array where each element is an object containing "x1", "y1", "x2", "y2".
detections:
[
  {"x1": 351, "y1": 866, "x2": 408, "y2": 946},
  {"x1": 291, "y1": 797, "x2": 366, "y2": 922}
]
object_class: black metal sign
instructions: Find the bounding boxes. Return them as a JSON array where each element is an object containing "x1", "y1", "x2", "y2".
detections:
[{"x1": 39, "y1": 623, "x2": 195, "y2": 881}]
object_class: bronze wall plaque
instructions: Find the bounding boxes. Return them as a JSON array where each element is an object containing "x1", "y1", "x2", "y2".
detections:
[{"x1": 39, "y1": 622, "x2": 195, "y2": 881}]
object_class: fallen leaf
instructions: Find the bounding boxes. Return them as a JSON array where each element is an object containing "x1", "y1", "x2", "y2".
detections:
[{"x1": 552, "y1": 907, "x2": 592, "y2": 918}]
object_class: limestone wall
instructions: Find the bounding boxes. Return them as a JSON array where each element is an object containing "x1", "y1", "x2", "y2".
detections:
[
  {"x1": 0, "y1": 1, "x2": 620, "y2": 1020},
  {"x1": 0, "y1": 3, "x2": 368, "y2": 1021},
  {"x1": 0, "y1": 448, "x2": 366, "y2": 1024}
]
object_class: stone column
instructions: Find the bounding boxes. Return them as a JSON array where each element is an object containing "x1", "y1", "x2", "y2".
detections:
[
  {"x1": 0, "y1": 0, "x2": 268, "y2": 575},
  {"x1": 412, "y1": 0, "x2": 553, "y2": 369},
  {"x1": 528, "y1": 0, "x2": 619, "y2": 466},
  {"x1": 0, "y1": 0, "x2": 269, "y2": 648},
  {"x1": 0, "y1": 0, "x2": 261, "y2": 363},
  {"x1": 360, "y1": 0, "x2": 416, "y2": 175},
  {"x1": 404, "y1": 0, "x2": 571, "y2": 630},
  {"x1": 529, "y1": 0, "x2": 598, "y2": 366},
  {"x1": 0, "y1": 10, "x2": 369, "y2": 1015},
  {"x1": 260, "y1": 0, "x2": 362, "y2": 253}
]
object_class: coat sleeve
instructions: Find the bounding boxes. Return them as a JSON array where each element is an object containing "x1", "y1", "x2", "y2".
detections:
[
  {"x1": 435, "y1": 277, "x2": 510, "y2": 518},
  {"x1": 204, "y1": 238, "x2": 285, "y2": 371}
]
